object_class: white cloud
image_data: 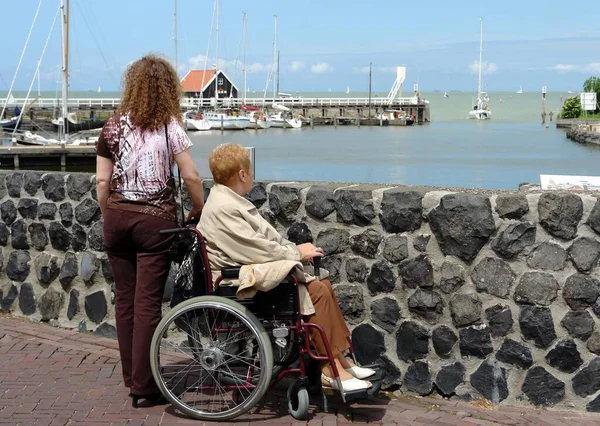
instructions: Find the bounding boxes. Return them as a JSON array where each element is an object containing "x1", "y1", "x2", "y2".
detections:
[
  {"x1": 585, "y1": 63, "x2": 600, "y2": 73},
  {"x1": 353, "y1": 66, "x2": 370, "y2": 74},
  {"x1": 311, "y1": 62, "x2": 334, "y2": 74},
  {"x1": 549, "y1": 64, "x2": 578, "y2": 73},
  {"x1": 469, "y1": 61, "x2": 498, "y2": 75},
  {"x1": 186, "y1": 54, "x2": 269, "y2": 74},
  {"x1": 290, "y1": 61, "x2": 305, "y2": 72},
  {"x1": 353, "y1": 66, "x2": 397, "y2": 74}
]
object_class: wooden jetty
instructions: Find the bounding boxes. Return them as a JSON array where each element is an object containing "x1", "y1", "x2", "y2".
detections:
[{"x1": 0, "y1": 145, "x2": 96, "y2": 171}]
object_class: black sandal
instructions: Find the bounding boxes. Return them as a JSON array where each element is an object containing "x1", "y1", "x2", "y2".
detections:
[{"x1": 131, "y1": 392, "x2": 167, "y2": 408}]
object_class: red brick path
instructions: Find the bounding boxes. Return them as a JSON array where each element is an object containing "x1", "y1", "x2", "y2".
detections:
[{"x1": 0, "y1": 316, "x2": 599, "y2": 425}]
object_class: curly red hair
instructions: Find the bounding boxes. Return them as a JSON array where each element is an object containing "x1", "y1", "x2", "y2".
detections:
[{"x1": 119, "y1": 55, "x2": 182, "y2": 131}]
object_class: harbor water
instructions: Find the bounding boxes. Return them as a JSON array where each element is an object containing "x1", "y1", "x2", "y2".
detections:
[{"x1": 3, "y1": 90, "x2": 598, "y2": 190}]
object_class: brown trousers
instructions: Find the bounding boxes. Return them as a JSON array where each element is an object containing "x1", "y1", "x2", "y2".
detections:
[
  {"x1": 103, "y1": 209, "x2": 175, "y2": 395},
  {"x1": 305, "y1": 279, "x2": 351, "y2": 360}
]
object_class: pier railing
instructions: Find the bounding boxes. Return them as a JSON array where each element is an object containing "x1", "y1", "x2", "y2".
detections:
[{"x1": 1, "y1": 96, "x2": 424, "y2": 110}]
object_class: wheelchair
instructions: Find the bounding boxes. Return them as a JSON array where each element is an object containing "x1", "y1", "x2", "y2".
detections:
[{"x1": 149, "y1": 226, "x2": 382, "y2": 421}]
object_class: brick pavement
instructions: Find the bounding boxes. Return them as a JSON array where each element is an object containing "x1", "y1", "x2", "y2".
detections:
[{"x1": 0, "y1": 316, "x2": 599, "y2": 426}]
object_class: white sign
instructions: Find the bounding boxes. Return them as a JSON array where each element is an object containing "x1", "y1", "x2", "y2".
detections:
[
  {"x1": 581, "y1": 92, "x2": 597, "y2": 111},
  {"x1": 540, "y1": 174, "x2": 600, "y2": 191}
]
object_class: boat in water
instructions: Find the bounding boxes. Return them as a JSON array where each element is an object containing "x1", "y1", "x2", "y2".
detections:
[
  {"x1": 183, "y1": 111, "x2": 211, "y2": 131},
  {"x1": 468, "y1": 19, "x2": 491, "y2": 121},
  {"x1": 268, "y1": 104, "x2": 302, "y2": 129},
  {"x1": 205, "y1": 109, "x2": 250, "y2": 130}
]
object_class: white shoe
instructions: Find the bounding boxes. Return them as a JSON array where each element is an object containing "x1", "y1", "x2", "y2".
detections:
[
  {"x1": 321, "y1": 374, "x2": 372, "y2": 392},
  {"x1": 345, "y1": 366, "x2": 376, "y2": 379}
]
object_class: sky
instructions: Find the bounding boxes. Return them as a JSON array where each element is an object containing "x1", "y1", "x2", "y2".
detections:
[{"x1": 2, "y1": 0, "x2": 600, "y2": 94}]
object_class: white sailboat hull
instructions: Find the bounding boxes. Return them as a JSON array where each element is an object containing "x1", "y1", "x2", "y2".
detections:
[
  {"x1": 185, "y1": 118, "x2": 211, "y2": 131},
  {"x1": 248, "y1": 118, "x2": 272, "y2": 129},
  {"x1": 269, "y1": 118, "x2": 302, "y2": 129},
  {"x1": 469, "y1": 109, "x2": 491, "y2": 120},
  {"x1": 207, "y1": 117, "x2": 250, "y2": 130}
]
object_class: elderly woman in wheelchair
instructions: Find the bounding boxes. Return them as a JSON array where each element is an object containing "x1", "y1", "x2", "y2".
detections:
[{"x1": 149, "y1": 143, "x2": 379, "y2": 421}]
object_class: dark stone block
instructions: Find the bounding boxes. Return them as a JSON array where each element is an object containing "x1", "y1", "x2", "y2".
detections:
[
  {"x1": 588, "y1": 199, "x2": 600, "y2": 236},
  {"x1": 345, "y1": 257, "x2": 368, "y2": 283},
  {"x1": 435, "y1": 362, "x2": 466, "y2": 397},
  {"x1": 84, "y1": 291, "x2": 107, "y2": 324},
  {"x1": 42, "y1": 173, "x2": 66, "y2": 202},
  {"x1": 315, "y1": 228, "x2": 349, "y2": 255},
  {"x1": 587, "y1": 394, "x2": 600, "y2": 412},
  {"x1": 486, "y1": 305, "x2": 513, "y2": 338},
  {"x1": 28, "y1": 223, "x2": 48, "y2": 251},
  {"x1": 48, "y1": 222, "x2": 71, "y2": 251},
  {"x1": 33, "y1": 252, "x2": 59, "y2": 285},
  {"x1": 538, "y1": 192, "x2": 582, "y2": 240},
  {"x1": 269, "y1": 185, "x2": 301, "y2": 222},
  {"x1": 470, "y1": 362, "x2": 509, "y2": 403},
  {"x1": 0, "y1": 222, "x2": 9, "y2": 246},
  {"x1": 450, "y1": 293, "x2": 482, "y2": 327},
  {"x1": 335, "y1": 285, "x2": 365, "y2": 325},
  {"x1": 495, "y1": 194, "x2": 529, "y2": 219},
  {"x1": 11, "y1": 220, "x2": 29, "y2": 249},
  {"x1": 408, "y1": 289, "x2": 444, "y2": 324},
  {"x1": 427, "y1": 193, "x2": 496, "y2": 261},
  {"x1": 350, "y1": 228, "x2": 382, "y2": 258},
  {"x1": 59, "y1": 252, "x2": 78, "y2": 288},
  {"x1": 459, "y1": 325, "x2": 493, "y2": 358},
  {"x1": 39, "y1": 287, "x2": 64, "y2": 320},
  {"x1": 496, "y1": 338, "x2": 533, "y2": 369},
  {"x1": 286, "y1": 222, "x2": 313, "y2": 244},
  {"x1": 18, "y1": 282, "x2": 36, "y2": 315},
  {"x1": 396, "y1": 321, "x2": 430, "y2": 362},
  {"x1": 403, "y1": 361, "x2": 432, "y2": 395},
  {"x1": 561, "y1": 311, "x2": 595, "y2": 340},
  {"x1": 100, "y1": 256, "x2": 113, "y2": 283},
  {"x1": 588, "y1": 332, "x2": 600, "y2": 355},
  {"x1": 491, "y1": 221, "x2": 536, "y2": 259},
  {"x1": 413, "y1": 234, "x2": 430, "y2": 252},
  {"x1": 305, "y1": 186, "x2": 335, "y2": 219},
  {"x1": 59, "y1": 202, "x2": 73, "y2": 227},
  {"x1": 432, "y1": 325, "x2": 458, "y2": 358},
  {"x1": 572, "y1": 358, "x2": 600, "y2": 397},
  {"x1": 93, "y1": 322, "x2": 117, "y2": 339},
  {"x1": 545, "y1": 339, "x2": 583, "y2": 373},
  {"x1": 399, "y1": 254, "x2": 434, "y2": 289},
  {"x1": 1, "y1": 200, "x2": 17, "y2": 225},
  {"x1": 439, "y1": 261, "x2": 465, "y2": 294},
  {"x1": 80, "y1": 251, "x2": 99, "y2": 285},
  {"x1": 519, "y1": 306, "x2": 556, "y2": 348},
  {"x1": 38, "y1": 203, "x2": 57, "y2": 220},
  {"x1": 522, "y1": 366, "x2": 565, "y2": 407},
  {"x1": 527, "y1": 242, "x2": 568, "y2": 271},
  {"x1": 23, "y1": 172, "x2": 41, "y2": 196},
  {"x1": 371, "y1": 297, "x2": 401, "y2": 332},
  {"x1": 88, "y1": 220, "x2": 104, "y2": 251},
  {"x1": 245, "y1": 183, "x2": 267, "y2": 208},
  {"x1": 471, "y1": 257, "x2": 516, "y2": 299},
  {"x1": 0, "y1": 175, "x2": 5, "y2": 199},
  {"x1": 563, "y1": 273, "x2": 600, "y2": 310},
  {"x1": 66, "y1": 174, "x2": 92, "y2": 201},
  {"x1": 382, "y1": 234, "x2": 409, "y2": 263},
  {"x1": 17, "y1": 198, "x2": 38, "y2": 220},
  {"x1": 1, "y1": 283, "x2": 18, "y2": 312},
  {"x1": 351, "y1": 323, "x2": 385, "y2": 365},
  {"x1": 74, "y1": 198, "x2": 100, "y2": 225},
  {"x1": 321, "y1": 255, "x2": 342, "y2": 283},
  {"x1": 6, "y1": 250, "x2": 30, "y2": 282},
  {"x1": 366, "y1": 260, "x2": 396, "y2": 295},
  {"x1": 568, "y1": 237, "x2": 600, "y2": 273},
  {"x1": 67, "y1": 288, "x2": 79, "y2": 320},
  {"x1": 71, "y1": 224, "x2": 87, "y2": 252},
  {"x1": 379, "y1": 189, "x2": 423, "y2": 233},
  {"x1": 6, "y1": 172, "x2": 23, "y2": 197},
  {"x1": 378, "y1": 355, "x2": 402, "y2": 390},
  {"x1": 335, "y1": 189, "x2": 375, "y2": 226},
  {"x1": 514, "y1": 272, "x2": 559, "y2": 306}
]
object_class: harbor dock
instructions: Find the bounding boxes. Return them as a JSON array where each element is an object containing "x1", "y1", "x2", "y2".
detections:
[{"x1": 0, "y1": 145, "x2": 96, "y2": 171}]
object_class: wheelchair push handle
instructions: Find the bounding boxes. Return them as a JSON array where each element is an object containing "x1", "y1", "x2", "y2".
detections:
[
  {"x1": 313, "y1": 256, "x2": 321, "y2": 278},
  {"x1": 159, "y1": 219, "x2": 199, "y2": 235}
]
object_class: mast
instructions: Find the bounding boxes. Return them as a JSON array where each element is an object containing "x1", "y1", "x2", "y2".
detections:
[
  {"x1": 242, "y1": 12, "x2": 247, "y2": 103},
  {"x1": 276, "y1": 50, "x2": 280, "y2": 96},
  {"x1": 60, "y1": 0, "x2": 70, "y2": 140},
  {"x1": 272, "y1": 15, "x2": 277, "y2": 99},
  {"x1": 368, "y1": 62, "x2": 372, "y2": 119},
  {"x1": 477, "y1": 18, "x2": 483, "y2": 105},
  {"x1": 173, "y1": 0, "x2": 178, "y2": 77},
  {"x1": 214, "y1": 0, "x2": 219, "y2": 103}
]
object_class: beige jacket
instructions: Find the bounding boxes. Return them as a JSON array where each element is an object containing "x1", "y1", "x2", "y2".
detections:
[{"x1": 198, "y1": 184, "x2": 321, "y2": 315}]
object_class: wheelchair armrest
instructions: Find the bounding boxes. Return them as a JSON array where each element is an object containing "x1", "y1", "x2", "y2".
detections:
[{"x1": 221, "y1": 267, "x2": 241, "y2": 279}]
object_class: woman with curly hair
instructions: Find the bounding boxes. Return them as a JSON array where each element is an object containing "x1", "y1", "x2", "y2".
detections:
[{"x1": 96, "y1": 54, "x2": 204, "y2": 408}]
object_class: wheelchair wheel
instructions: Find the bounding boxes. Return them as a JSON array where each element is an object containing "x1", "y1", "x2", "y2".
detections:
[
  {"x1": 287, "y1": 380, "x2": 309, "y2": 420},
  {"x1": 150, "y1": 296, "x2": 274, "y2": 421}
]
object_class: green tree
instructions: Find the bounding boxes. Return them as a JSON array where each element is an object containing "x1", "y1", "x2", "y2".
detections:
[
  {"x1": 561, "y1": 96, "x2": 582, "y2": 119},
  {"x1": 583, "y1": 76, "x2": 600, "y2": 112}
]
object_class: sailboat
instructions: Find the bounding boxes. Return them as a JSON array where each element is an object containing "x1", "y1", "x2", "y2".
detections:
[
  {"x1": 517, "y1": 86, "x2": 523, "y2": 94},
  {"x1": 346, "y1": 86, "x2": 350, "y2": 94},
  {"x1": 468, "y1": 18, "x2": 491, "y2": 120}
]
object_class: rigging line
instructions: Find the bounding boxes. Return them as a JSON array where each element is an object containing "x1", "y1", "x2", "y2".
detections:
[
  {"x1": 84, "y1": 1, "x2": 120, "y2": 83},
  {"x1": 12, "y1": 4, "x2": 60, "y2": 137},
  {"x1": 74, "y1": 1, "x2": 119, "y2": 87},
  {"x1": 1, "y1": 0, "x2": 44, "y2": 121}
]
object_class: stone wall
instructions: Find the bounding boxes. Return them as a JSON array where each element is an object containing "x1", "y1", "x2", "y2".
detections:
[
  {"x1": 1, "y1": 172, "x2": 600, "y2": 413},
  {"x1": 567, "y1": 125, "x2": 600, "y2": 145}
]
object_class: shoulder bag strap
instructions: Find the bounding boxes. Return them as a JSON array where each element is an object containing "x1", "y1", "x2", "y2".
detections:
[{"x1": 165, "y1": 123, "x2": 185, "y2": 225}]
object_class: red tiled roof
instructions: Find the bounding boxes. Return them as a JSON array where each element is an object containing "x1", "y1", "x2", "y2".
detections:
[{"x1": 180, "y1": 70, "x2": 216, "y2": 92}]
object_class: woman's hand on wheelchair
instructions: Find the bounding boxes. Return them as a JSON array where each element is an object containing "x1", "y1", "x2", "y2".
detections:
[
  {"x1": 185, "y1": 205, "x2": 203, "y2": 223},
  {"x1": 297, "y1": 243, "x2": 324, "y2": 263}
]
